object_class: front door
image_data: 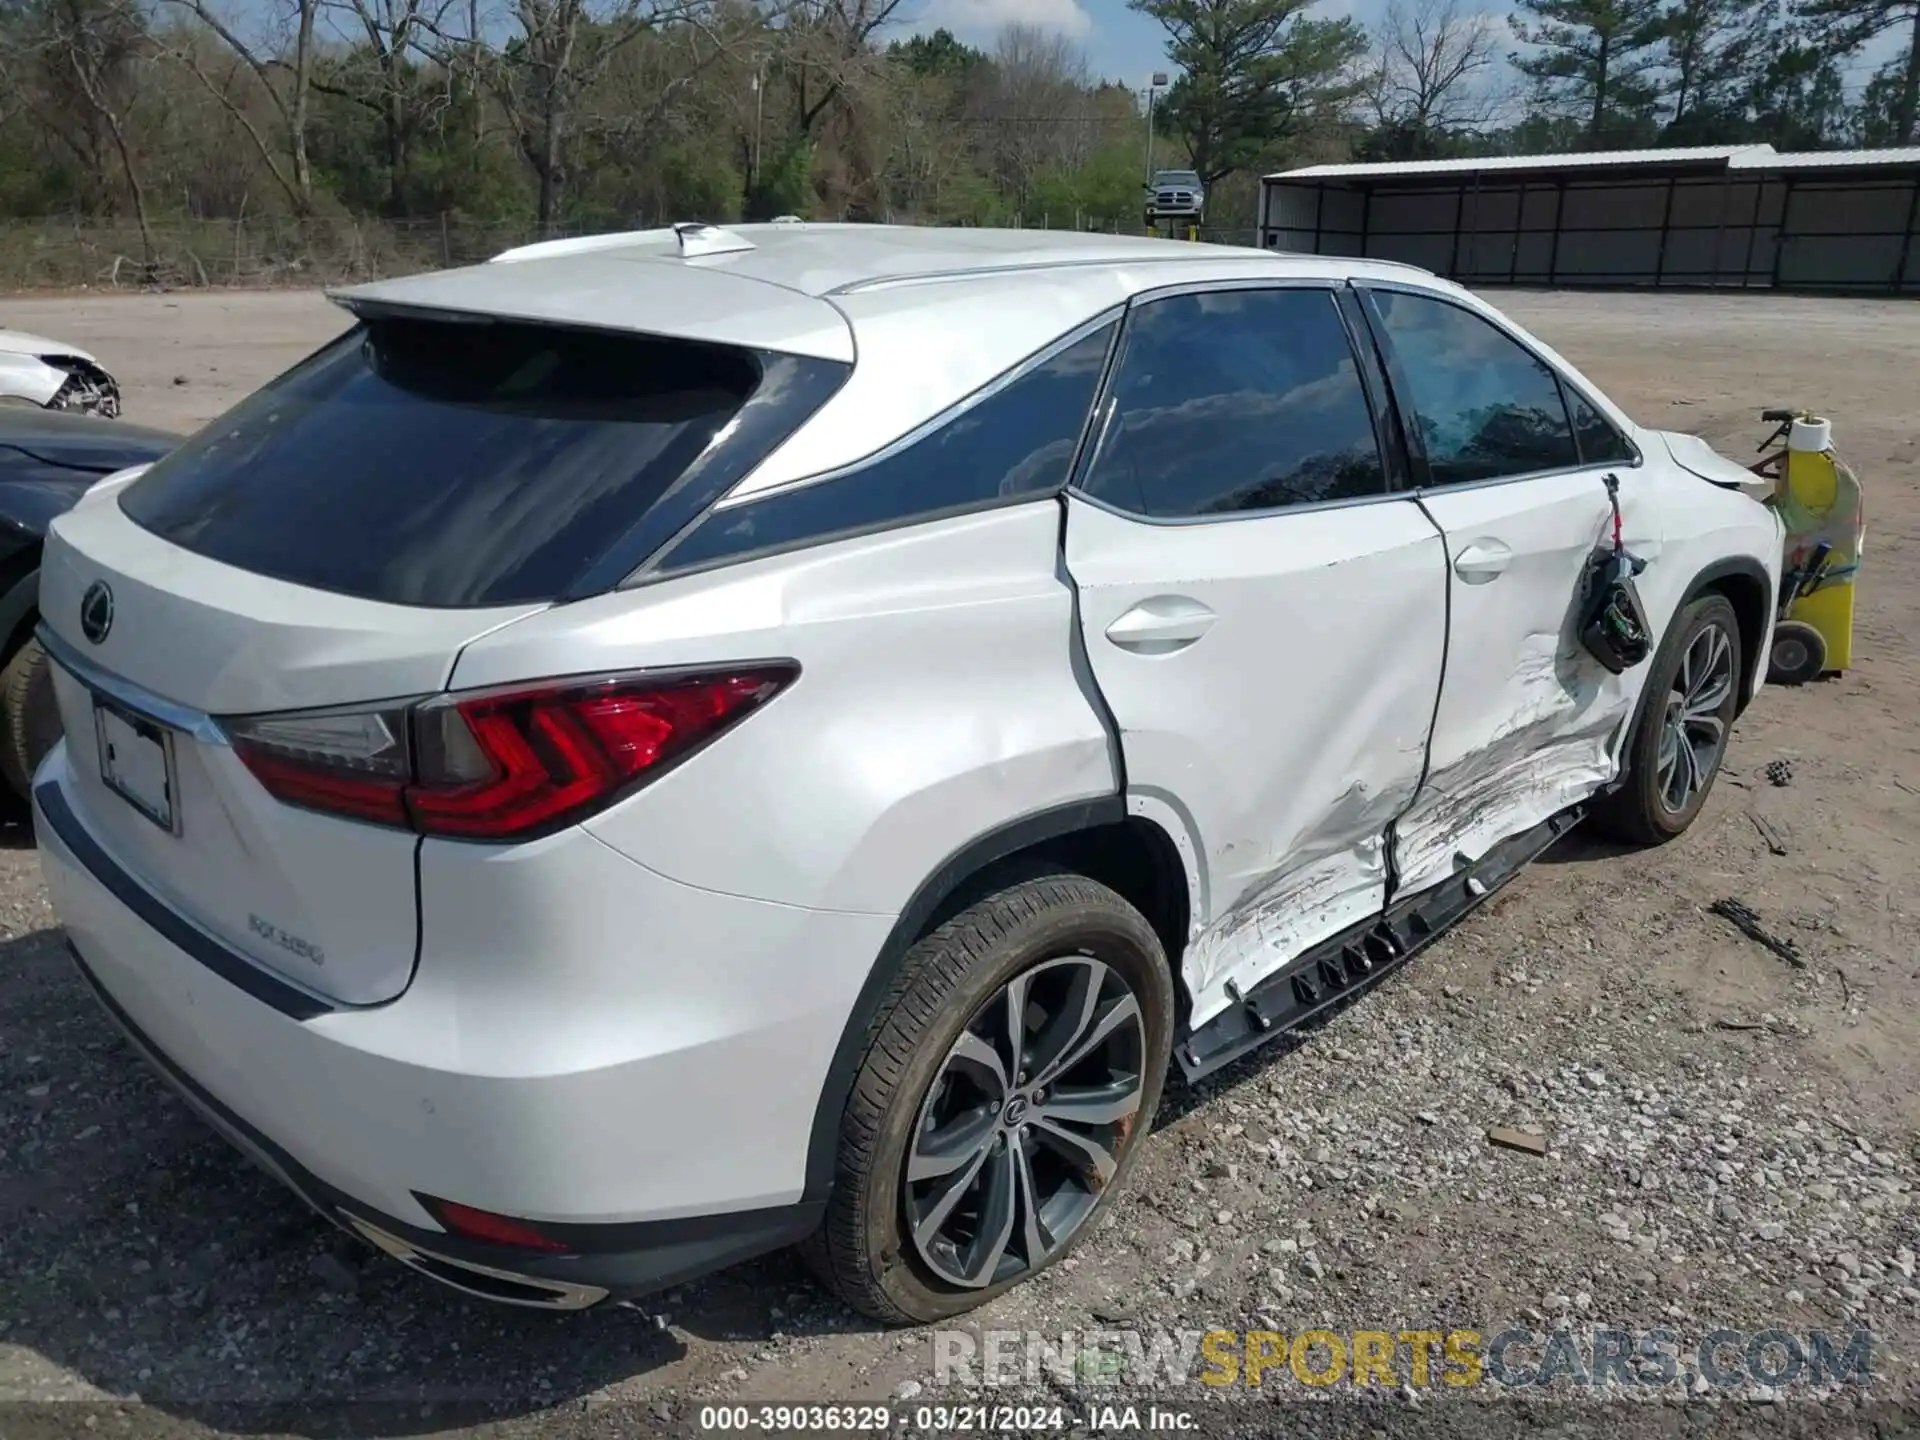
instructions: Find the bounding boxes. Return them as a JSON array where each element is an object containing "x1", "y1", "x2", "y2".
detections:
[
  {"x1": 1356, "y1": 285, "x2": 1664, "y2": 895},
  {"x1": 1063, "y1": 284, "x2": 1449, "y2": 1029}
]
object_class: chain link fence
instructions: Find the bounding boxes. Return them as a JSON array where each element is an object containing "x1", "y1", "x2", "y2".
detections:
[
  {"x1": 1, "y1": 215, "x2": 1267, "y2": 291},
  {"x1": 0, "y1": 216, "x2": 573, "y2": 291}
]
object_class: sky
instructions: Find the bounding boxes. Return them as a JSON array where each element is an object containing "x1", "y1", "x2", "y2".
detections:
[
  {"x1": 900, "y1": 0, "x2": 1903, "y2": 107},
  {"x1": 903, "y1": 0, "x2": 1385, "y2": 91}
]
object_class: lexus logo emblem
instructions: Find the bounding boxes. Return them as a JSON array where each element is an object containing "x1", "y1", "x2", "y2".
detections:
[{"x1": 80, "y1": 581, "x2": 114, "y2": 645}]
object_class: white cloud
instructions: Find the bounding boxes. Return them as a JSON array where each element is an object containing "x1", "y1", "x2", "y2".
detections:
[{"x1": 913, "y1": 0, "x2": 1095, "y2": 41}]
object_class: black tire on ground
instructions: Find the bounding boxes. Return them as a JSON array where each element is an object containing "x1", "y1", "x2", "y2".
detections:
[
  {"x1": 0, "y1": 638, "x2": 62, "y2": 800},
  {"x1": 806, "y1": 870, "x2": 1174, "y2": 1324},
  {"x1": 1766, "y1": 619, "x2": 1827, "y2": 686},
  {"x1": 1592, "y1": 593, "x2": 1742, "y2": 847}
]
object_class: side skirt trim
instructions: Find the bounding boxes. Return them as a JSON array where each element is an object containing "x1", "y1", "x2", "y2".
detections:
[{"x1": 1176, "y1": 804, "x2": 1584, "y2": 1082}]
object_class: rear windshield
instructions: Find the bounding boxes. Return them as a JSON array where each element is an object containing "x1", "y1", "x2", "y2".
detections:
[{"x1": 119, "y1": 316, "x2": 763, "y2": 608}]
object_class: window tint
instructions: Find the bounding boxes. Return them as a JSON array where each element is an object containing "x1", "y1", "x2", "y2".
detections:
[
  {"x1": 1370, "y1": 291, "x2": 1578, "y2": 486},
  {"x1": 1566, "y1": 385, "x2": 1635, "y2": 465},
  {"x1": 118, "y1": 317, "x2": 842, "y2": 608},
  {"x1": 1079, "y1": 288, "x2": 1385, "y2": 519},
  {"x1": 656, "y1": 321, "x2": 1114, "y2": 574}
]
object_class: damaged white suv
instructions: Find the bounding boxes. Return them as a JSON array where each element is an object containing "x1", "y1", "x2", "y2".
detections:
[{"x1": 34, "y1": 224, "x2": 1781, "y2": 1324}]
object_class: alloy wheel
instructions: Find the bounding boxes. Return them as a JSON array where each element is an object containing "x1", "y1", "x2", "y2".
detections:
[
  {"x1": 1657, "y1": 620, "x2": 1735, "y2": 814},
  {"x1": 903, "y1": 955, "x2": 1146, "y2": 1289}
]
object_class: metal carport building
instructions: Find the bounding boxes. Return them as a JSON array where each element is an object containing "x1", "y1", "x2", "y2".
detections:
[{"x1": 1259, "y1": 144, "x2": 1920, "y2": 293}]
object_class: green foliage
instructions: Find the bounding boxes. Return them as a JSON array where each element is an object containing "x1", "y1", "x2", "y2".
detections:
[
  {"x1": 1791, "y1": 0, "x2": 1920, "y2": 142},
  {"x1": 927, "y1": 168, "x2": 1015, "y2": 226},
  {"x1": 748, "y1": 139, "x2": 815, "y2": 220},
  {"x1": 1661, "y1": 0, "x2": 1770, "y2": 129},
  {"x1": 1855, "y1": 56, "x2": 1916, "y2": 143},
  {"x1": 1747, "y1": 38, "x2": 1852, "y2": 146},
  {"x1": 1130, "y1": 0, "x2": 1369, "y2": 183},
  {"x1": 0, "y1": 0, "x2": 1906, "y2": 239},
  {"x1": 888, "y1": 28, "x2": 988, "y2": 82},
  {"x1": 1025, "y1": 141, "x2": 1150, "y2": 229},
  {"x1": 1509, "y1": 0, "x2": 1669, "y2": 146}
]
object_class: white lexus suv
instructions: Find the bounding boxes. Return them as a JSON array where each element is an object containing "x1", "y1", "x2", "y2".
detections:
[{"x1": 33, "y1": 223, "x2": 1782, "y2": 1323}]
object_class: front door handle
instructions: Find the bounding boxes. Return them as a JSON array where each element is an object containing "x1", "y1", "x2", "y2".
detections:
[
  {"x1": 1453, "y1": 539, "x2": 1512, "y2": 583},
  {"x1": 1105, "y1": 597, "x2": 1216, "y2": 653}
]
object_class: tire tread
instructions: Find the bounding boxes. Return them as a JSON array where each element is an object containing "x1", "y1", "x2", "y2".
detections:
[{"x1": 806, "y1": 870, "x2": 1163, "y2": 1323}]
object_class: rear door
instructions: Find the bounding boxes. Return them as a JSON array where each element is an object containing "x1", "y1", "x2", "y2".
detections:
[
  {"x1": 1356, "y1": 284, "x2": 1662, "y2": 895},
  {"x1": 1063, "y1": 284, "x2": 1448, "y2": 1030},
  {"x1": 38, "y1": 311, "x2": 810, "y2": 1007}
]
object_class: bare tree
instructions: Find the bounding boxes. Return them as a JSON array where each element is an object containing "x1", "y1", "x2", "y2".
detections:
[
  {"x1": 313, "y1": 0, "x2": 457, "y2": 213},
  {"x1": 972, "y1": 24, "x2": 1094, "y2": 209},
  {"x1": 433, "y1": 0, "x2": 720, "y2": 230},
  {"x1": 780, "y1": 0, "x2": 903, "y2": 140},
  {"x1": 1368, "y1": 0, "x2": 1501, "y2": 148},
  {"x1": 161, "y1": 0, "x2": 320, "y2": 212},
  {"x1": 3, "y1": 0, "x2": 158, "y2": 264}
]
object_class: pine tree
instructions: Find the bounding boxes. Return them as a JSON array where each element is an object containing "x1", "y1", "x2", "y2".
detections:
[
  {"x1": 1130, "y1": 0, "x2": 1370, "y2": 183},
  {"x1": 1661, "y1": 0, "x2": 1770, "y2": 137},
  {"x1": 1509, "y1": 0, "x2": 1670, "y2": 147},
  {"x1": 1794, "y1": 0, "x2": 1920, "y2": 142}
]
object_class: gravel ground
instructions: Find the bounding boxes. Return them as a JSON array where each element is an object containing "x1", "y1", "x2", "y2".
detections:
[{"x1": 1, "y1": 287, "x2": 1917, "y2": 1437}]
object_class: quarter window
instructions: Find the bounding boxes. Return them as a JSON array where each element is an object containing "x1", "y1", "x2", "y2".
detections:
[
  {"x1": 1079, "y1": 288, "x2": 1386, "y2": 519},
  {"x1": 1369, "y1": 291, "x2": 1579, "y2": 486},
  {"x1": 656, "y1": 321, "x2": 1115, "y2": 573}
]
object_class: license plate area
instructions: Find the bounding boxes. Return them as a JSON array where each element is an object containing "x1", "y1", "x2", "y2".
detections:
[{"x1": 94, "y1": 698, "x2": 179, "y2": 834}]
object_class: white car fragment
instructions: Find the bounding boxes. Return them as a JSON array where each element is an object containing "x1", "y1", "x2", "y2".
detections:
[{"x1": 0, "y1": 329, "x2": 121, "y2": 417}]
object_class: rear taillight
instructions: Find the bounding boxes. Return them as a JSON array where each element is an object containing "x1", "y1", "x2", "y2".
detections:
[{"x1": 226, "y1": 664, "x2": 796, "y2": 842}]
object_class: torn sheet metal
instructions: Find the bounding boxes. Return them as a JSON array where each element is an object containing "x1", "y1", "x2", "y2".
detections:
[
  {"x1": 1060, "y1": 494, "x2": 1449, "y2": 1035},
  {"x1": 1396, "y1": 470, "x2": 1658, "y2": 898},
  {"x1": 1394, "y1": 628, "x2": 1632, "y2": 895},
  {"x1": 1182, "y1": 829, "x2": 1388, "y2": 1030}
]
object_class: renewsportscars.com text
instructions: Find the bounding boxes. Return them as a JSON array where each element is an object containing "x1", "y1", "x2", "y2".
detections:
[{"x1": 931, "y1": 1326, "x2": 1874, "y2": 1392}]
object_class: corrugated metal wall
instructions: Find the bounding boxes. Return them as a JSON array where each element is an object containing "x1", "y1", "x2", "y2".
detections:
[{"x1": 1260, "y1": 169, "x2": 1920, "y2": 293}]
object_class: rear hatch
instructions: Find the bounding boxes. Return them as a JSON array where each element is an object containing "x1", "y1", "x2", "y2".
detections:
[{"x1": 40, "y1": 303, "x2": 840, "y2": 1006}]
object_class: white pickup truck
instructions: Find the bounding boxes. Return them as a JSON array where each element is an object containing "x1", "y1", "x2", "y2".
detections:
[{"x1": 1146, "y1": 170, "x2": 1205, "y2": 226}]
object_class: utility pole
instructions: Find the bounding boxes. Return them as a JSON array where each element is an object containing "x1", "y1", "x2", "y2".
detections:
[
  {"x1": 753, "y1": 63, "x2": 765, "y2": 194},
  {"x1": 1144, "y1": 72, "x2": 1167, "y2": 184}
]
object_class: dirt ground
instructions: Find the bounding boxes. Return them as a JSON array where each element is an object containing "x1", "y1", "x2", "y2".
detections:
[{"x1": 1, "y1": 287, "x2": 1917, "y2": 1436}]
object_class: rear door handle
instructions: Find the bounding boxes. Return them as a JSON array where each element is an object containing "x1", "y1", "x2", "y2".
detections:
[
  {"x1": 1104, "y1": 597, "x2": 1216, "y2": 653},
  {"x1": 1453, "y1": 540, "x2": 1511, "y2": 583}
]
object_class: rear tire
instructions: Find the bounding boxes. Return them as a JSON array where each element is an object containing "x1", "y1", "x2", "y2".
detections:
[
  {"x1": 807, "y1": 871, "x2": 1173, "y2": 1324},
  {"x1": 0, "y1": 638, "x2": 60, "y2": 800},
  {"x1": 1592, "y1": 594, "x2": 1741, "y2": 846}
]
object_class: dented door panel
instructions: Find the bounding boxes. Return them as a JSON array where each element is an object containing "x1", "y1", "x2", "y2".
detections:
[
  {"x1": 1063, "y1": 495, "x2": 1447, "y2": 1030},
  {"x1": 1393, "y1": 469, "x2": 1665, "y2": 894}
]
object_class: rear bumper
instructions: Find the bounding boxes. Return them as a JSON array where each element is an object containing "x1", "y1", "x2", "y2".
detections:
[
  {"x1": 64, "y1": 942, "x2": 821, "y2": 1308},
  {"x1": 32, "y1": 750, "x2": 894, "y2": 1305}
]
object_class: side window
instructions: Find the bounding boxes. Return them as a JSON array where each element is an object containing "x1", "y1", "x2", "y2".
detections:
[
  {"x1": 1080, "y1": 288, "x2": 1386, "y2": 519},
  {"x1": 655, "y1": 321, "x2": 1114, "y2": 573},
  {"x1": 1565, "y1": 384, "x2": 1636, "y2": 465},
  {"x1": 1369, "y1": 291, "x2": 1578, "y2": 486}
]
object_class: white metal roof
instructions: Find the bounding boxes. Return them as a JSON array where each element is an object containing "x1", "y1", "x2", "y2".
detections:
[
  {"x1": 1268, "y1": 143, "x2": 1920, "y2": 184},
  {"x1": 1751, "y1": 147, "x2": 1920, "y2": 169},
  {"x1": 1269, "y1": 146, "x2": 1762, "y2": 182}
]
